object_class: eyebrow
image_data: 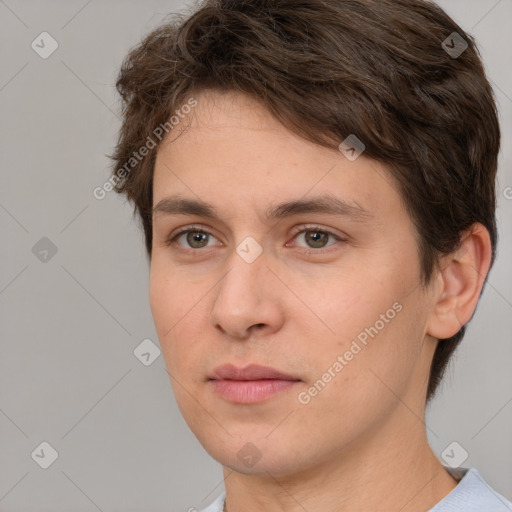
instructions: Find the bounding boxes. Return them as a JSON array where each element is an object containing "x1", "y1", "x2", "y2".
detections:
[{"x1": 152, "y1": 194, "x2": 372, "y2": 223}]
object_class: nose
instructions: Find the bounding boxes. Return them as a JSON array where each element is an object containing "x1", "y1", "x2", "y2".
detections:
[{"x1": 209, "y1": 250, "x2": 285, "y2": 339}]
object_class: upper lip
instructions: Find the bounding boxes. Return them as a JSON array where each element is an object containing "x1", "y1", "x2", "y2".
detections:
[{"x1": 209, "y1": 364, "x2": 300, "y2": 381}]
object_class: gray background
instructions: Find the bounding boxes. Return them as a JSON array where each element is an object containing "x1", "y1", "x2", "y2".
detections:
[{"x1": 0, "y1": 0, "x2": 511, "y2": 510}]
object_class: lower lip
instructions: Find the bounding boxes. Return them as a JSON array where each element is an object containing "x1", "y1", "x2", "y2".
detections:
[{"x1": 209, "y1": 379, "x2": 300, "y2": 404}]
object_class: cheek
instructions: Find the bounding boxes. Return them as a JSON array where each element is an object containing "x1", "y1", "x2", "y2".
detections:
[
  {"x1": 295, "y1": 269, "x2": 384, "y2": 347},
  {"x1": 149, "y1": 267, "x2": 195, "y2": 367},
  {"x1": 295, "y1": 309, "x2": 417, "y2": 443},
  {"x1": 149, "y1": 260, "x2": 194, "y2": 328},
  {"x1": 149, "y1": 270, "x2": 173, "y2": 336},
  {"x1": 149, "y1": 262, "x2": 217, "y2": 390},
  {"x1": 306, "y1": 269, "x2": 417, "y2": 383}
]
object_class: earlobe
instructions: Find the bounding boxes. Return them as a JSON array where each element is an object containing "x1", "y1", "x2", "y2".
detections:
[{"x1": 426, "y1": 223, "x2": 492, "y2": 340}]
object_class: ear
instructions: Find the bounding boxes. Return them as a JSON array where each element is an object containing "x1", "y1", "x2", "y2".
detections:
[{"x1": 426, "y1": 223, "x2": 492, "y2": 340}]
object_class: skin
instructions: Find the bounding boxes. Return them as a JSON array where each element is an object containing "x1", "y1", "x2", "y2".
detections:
[{"x1": 149, "y1": 90, "x2": 492, "y2": 512}]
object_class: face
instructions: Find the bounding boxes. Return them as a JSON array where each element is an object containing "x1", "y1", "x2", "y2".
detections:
[{"x1": 149, "y1": 90, "x2": 438, "y2": 477}]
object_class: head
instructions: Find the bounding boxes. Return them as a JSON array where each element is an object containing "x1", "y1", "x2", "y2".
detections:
[{"x1": 109, "y1": 0, "x2": 499, "y2": 476}]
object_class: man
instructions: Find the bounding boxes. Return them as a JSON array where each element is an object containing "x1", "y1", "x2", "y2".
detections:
[{"x1": 109, "y1": 0, "x2": 511, "y2": 510}]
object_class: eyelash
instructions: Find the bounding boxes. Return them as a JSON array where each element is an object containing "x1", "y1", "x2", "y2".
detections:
[{"x1": 165, "y1": 224, "x2": 345, "y2": 253}]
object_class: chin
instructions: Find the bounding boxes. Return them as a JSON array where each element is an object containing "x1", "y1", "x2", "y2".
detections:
[{"x1": 201, "y1": 434, "x2": 311, "y2": 477}]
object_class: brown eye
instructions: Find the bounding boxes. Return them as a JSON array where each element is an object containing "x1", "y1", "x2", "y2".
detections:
[
  {"x1": 185, "y1": 231, "x2": 210, "y2": 248},
  {"x1": 169, "y1": 229, "x2": 219, "y2": 249},
  {"x1": 293, "y1": 228, "x2": 339, "y2": 249},
  {"x1": 303, "y1": 230, "x2": 330, "y2": 248}
]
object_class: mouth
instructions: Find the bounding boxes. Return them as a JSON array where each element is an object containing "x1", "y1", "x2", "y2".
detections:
[
  {"x1": 208, "y1": 363, "x2": 302, "y2": 404},
  {"x1": 208, "y1": 379, "x2": 300, "y2": 404}
]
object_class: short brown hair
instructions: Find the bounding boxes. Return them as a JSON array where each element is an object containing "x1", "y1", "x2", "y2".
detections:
[{"x1": 109, "y1": 0, "x2": 500, "y2": 402}]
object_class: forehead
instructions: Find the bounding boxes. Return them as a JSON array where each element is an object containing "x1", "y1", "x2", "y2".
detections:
[{"x1": 152, "y1": 90, "x2": 404, "y2": 224}]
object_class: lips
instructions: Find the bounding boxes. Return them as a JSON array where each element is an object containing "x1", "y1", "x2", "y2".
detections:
[
  {"x1": 209, "y1": 363, "x2": 300, "y2": 382},
  {"x1": 208, "y1": 363, "x2": 301, "y2": 404}
]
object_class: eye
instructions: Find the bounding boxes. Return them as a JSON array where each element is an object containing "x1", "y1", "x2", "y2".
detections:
[
  {"x1": 167, "y1": 227, "x2": 220, "y2": 249},
  {"x1": 165, "y1": 225, "x2": 344, "y2": 252},
  {"x1": 290, "y1": 226, "x2": 343, "y2": 250}
]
